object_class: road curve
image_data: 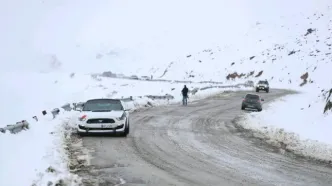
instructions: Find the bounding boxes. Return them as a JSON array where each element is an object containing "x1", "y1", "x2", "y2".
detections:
[{"x1": 79, "y1": 89, "x2": 332, "y2": 186}]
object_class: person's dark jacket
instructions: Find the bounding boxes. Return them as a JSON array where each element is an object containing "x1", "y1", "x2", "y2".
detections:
[{"x1": 182, "y1": 87, "x2": 189, "y2": 97}]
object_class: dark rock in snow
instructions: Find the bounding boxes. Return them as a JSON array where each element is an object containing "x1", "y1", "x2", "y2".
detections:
[
  {"x1": 255, "y1": 71, "x2": 263, "y2": 77},
  {"x1": 304, "y1": 28, "x2": 316, "y2": 36},
  {"x1": 288, "y1": 50, "x2": 296, "y2": 56}
]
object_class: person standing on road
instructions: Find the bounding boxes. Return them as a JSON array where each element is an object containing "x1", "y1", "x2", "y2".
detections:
[{"x1": 181, "y1": 85, "x2": 189, "y2": 106}]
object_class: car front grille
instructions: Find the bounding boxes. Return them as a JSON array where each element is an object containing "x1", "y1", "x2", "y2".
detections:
[
  {"x1": 86, "y1": 118, "x2": 115, "y2": 124},
  {"x1": 79, "y1": 124, "x2": 124, "y2": 130}
]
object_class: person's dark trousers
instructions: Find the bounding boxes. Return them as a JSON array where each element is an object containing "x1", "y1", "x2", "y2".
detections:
[{"x1": 182, "y1": 95, "x2": 188, "y2": 105}]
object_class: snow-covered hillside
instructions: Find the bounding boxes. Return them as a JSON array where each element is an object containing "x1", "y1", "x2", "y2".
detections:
[
  {"x1": 2, "y1": 0, "x2": 332, "y2": 185},
  {"x1": 1, "y1": 0, "x2": 330, "y2": 74},
  {"x1": 134, "y1": 2, "x2": 332, "y2": 161}
]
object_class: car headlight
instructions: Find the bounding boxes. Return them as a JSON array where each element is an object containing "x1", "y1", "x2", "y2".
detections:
[{"x1": 116, "y1": 112, "x2": 126, "y2": 121}]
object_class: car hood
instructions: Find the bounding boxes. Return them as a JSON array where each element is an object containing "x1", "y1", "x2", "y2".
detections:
[
  {"x1": 80, "y1": 110, "x2": 124, "y2": 118},
  {"x1": 257, "y1": 84, "x2": 267, "y2": 86}
]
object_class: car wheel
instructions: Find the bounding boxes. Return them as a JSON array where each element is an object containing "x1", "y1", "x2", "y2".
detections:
[
  {"x1": 256, "y1": 89, "x2": 259, "y2": 92},
  {"x1": 266, "y1": 89, "x2": 269, "y2": 93},
  {"x1": 257, "y1": 108, "x2": 262, "y2": 112},
  {"x1": 122, "y1": 123, "x2": 129, "y2": 137},
  {"x1": 125, "y1": 124, "x2": 130, "y2": 134},
  {"x1": 241, "y1": 106, "x2": 245, "y2": 110}
]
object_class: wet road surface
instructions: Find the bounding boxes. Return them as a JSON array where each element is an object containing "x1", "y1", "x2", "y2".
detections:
[{"x1": 78, "y1": 89, "x2": 332, "y2": 186}]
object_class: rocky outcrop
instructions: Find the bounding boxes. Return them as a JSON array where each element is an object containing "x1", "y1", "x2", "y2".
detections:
[{"x1": 299, "y1": 72, "x2": 309, "y2": 86}]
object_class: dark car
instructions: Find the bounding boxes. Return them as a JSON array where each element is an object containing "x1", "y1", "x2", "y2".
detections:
[
  {"x1": 130, "y1": 75, "x2": 139, "y2": 80},
  {"x1": 256, "y1": 80, "x2": 269, "y2": 93},
  {"x1": 241, "y1": 93, "x2": 264, "y2": 111}
]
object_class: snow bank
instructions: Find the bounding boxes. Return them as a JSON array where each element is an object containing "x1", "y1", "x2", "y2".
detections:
[
  {"x1": 238, "y1": 90, "x2": 332, "y2": 162},
  {"x1": 0, "y1": 111, "x2": 81, "y2": 186}
]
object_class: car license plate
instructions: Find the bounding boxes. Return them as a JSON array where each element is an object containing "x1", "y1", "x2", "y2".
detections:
[{"x1": 101, "y1": 124, "x2": 113, "y2": 128}]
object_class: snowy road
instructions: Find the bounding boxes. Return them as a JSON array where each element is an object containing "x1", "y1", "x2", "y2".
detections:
[{"x1": 80, "y1": 89, "x2": 332, "y2": 186}]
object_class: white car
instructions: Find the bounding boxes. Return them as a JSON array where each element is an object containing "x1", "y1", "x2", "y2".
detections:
[
  {"x1": 76, "y1": 98, "x2": 130, "y2": 137},
  {"x1": 255, "y1": 80, "x2": 270, "y2": 93}
]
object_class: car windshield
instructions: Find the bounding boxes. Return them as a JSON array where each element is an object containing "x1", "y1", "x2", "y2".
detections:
[
  {"x1": 245, "y1": 94, "x2": 259, "y2": 100},
  {"x1": 82, "y1": 99, "x2": 124, "y2": 111},
  {"x1": 258, "y1": 81, "x2": 268, "y2": 84}
]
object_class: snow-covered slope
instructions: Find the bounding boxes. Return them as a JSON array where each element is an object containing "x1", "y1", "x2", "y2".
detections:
[
  {"x1": 1, "y1": 0, "x2": 330, "y2": 74},
  {"x1": 2, "y1": 0, "x2": 332, "y2": 185},
  {"x1": 0, "y1": 113, "x2": 81, "y2": 186},
  {"x1": 137, "y1": 2, "x2": 332, "y2": 161}
]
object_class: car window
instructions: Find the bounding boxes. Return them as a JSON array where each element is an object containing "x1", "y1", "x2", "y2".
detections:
[
  {"x1": 83, "y1": 99, "x2": 124, "y2": 111},
  {"x1": 258, "y1": 81, "x2": 268, "y2": 84},
  {"x1": 245, "y1": 94, "x2": 259, "y2": 100}
]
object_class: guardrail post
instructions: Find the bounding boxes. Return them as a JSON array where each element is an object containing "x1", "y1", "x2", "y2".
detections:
[
  {"x1": 51, "y1": 108, "x2": 60, "y2": 119},
  {"x1": 32, "y1": 116, "x2": 38, "y2": 121}
]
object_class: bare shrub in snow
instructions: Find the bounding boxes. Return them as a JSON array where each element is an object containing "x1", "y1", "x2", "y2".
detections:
[
  {"x1": 254, "y1": 70, "x2": 263, "y2": 77},
  {"x1": 249, "y1": 56, "x2": 255, "y2": 60},
  {"x1": 226, "y1": 72, "x2": 245, "y2": 80},
  {"x1": 323, "y1": 88, "x2": 332, "y2": 113},
  {"x1": 246, "y1": 71, "x2": 255, "y2": 78},
  {"x1": 46, "y1": 166, "x2": 56, "y2": 173},
  {"x1": 300, "y1": 72, "x2": 309, "y2": 86},
  {"x1": 304, "y1": 28, "x2": 316, "y2": 36}
]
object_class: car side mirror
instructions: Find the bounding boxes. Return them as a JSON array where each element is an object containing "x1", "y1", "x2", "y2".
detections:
[{"x1": 75, "y1": 109, "x2": 82, "y2": 112}]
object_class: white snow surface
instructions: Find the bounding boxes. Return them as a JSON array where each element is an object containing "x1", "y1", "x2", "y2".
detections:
[
  {"x1": 0, "y1": 112, "x2": 81, "y2": 186},
  {"x1": 2, "y1": 0, "x2": 332, "y2": 185}
]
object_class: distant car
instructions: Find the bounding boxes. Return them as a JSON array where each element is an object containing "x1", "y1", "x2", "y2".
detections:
[
  {"x1": 256, "y1": 80, "x2": 270, "y2": 93},
  {"x1": 241, "y1": 93, "x2": 264, "y2": 111},
  {"x1": 130, "y1": 75, "x2": 139, "y2": 80},
  {"x1": 141, "y1": 76, "x2": 151, "y2": 80},
  {"x1": 76, "y1": 98, "x2": 130, "y2": 137}
]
